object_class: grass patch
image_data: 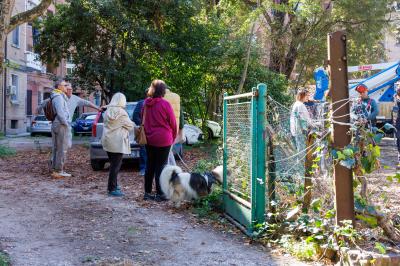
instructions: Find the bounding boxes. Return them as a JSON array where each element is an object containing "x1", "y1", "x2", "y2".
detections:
[
  {"x1": 0, "y1": 251, "x2": 10, "y2": 266},
  {"x1": 0, "y1": 145, "x2": 16, "y2": 158},
  {"x1": 279, "y1": 237, "x2": 320, "y2": 261}
]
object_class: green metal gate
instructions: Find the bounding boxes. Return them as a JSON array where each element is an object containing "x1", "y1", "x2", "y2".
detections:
[{"x1": 222, "y1": 83, "x2": 267, "y2": 234}]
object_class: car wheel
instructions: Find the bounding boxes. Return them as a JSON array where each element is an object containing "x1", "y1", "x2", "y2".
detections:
[
  {"x1": 91, "y1": 160, "x2": 105, "y2": 171},
  {"x1": 207, "y1": 128, "x2": 213, "y2": 140}
]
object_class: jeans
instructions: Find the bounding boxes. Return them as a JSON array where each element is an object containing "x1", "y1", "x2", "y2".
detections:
[
  {"x1": 144, "y1": 145, "x2": 171, "y2": 195},
  {"x1": 293, "y1": 133, "x2": 306, "y2": 177},
  {"x1": 139, "y1": 145, "x2": 147, "y2": 172},
  {"x1": 107, "y1": 152, "x2": 123, "y2": 192},
  {"x1": 396, "y1": 125, "x2": 400, "y2": 161}
]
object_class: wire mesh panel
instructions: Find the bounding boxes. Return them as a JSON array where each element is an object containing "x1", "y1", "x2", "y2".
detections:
[
  {"x1": 225, "y1": 101, "x2": 252, "y2": 201},
  {"x1": 265, "y1": 96, "x2": 335, "y2": 216}
]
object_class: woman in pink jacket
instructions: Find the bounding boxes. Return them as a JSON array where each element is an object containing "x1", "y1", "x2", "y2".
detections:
[{"x1": 143, "y1": 80, "x2": 177, "y2": 201}]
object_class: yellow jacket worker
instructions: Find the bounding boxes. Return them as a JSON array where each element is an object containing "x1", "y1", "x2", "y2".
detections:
[{"x1": 164, "y1": 89, "x2": 180, "y2": 129}]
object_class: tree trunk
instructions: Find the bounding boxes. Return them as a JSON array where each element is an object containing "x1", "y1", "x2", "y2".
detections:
[
  {"x1": 0, "y1": 32, "x2": 5, "y2": 75},
  {"x1": 0, "y1": 0, "x2": 53, "y2": 83},
  {"x1": 237, "y1": 22, "x2": 256, "y2": 95}
]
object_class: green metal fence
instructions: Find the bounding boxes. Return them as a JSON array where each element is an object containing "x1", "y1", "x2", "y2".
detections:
[{"x1": 223, "y1": 84, "x2": 267, "y2": 234}]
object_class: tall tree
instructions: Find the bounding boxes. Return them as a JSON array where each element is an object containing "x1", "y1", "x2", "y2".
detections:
[
  {"x1": 0, "y1": 0, "x2": 52, "y2": 73},
  {"x1": 241, "y1": 0, "x2": 393, "y2": 81},
  {"x1": 35, "y1": 0, "x2": 291, "y2": 122}
]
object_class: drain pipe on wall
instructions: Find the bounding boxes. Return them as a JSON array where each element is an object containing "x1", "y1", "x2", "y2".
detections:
[{"x1": 3, "y1": 37, "x2": 7, "y2": 134}]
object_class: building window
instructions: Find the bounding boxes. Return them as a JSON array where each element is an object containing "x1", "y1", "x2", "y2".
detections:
[
  {"x1": 27, "y1": 90, "x2": 33, "y2": 116},
  {"x1": 11, "y1": 120, "x2": 18, "y2": 129},
  {"x1": 11, "y1": 74, "x2": 19, "y2": 102},
  {"x1": 38, "y1": 91, "x2": 42, "y2": 105},
  {"x1": 12, "y1": 26, "x2": 20, "y2": 47},
  {"x1": 43, "y1": 91, "x2": 51, "y2": 100},
  {"x1": 66, "y1": 67, "x2": 74, "y2": 75}
]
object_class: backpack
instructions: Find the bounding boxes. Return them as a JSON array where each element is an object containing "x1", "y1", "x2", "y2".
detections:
[{"x1": 43, "y1": 95, "x2": 59, "y2": 121}]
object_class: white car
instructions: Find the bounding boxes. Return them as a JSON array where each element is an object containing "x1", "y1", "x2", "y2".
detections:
[
  {"x1": 183, "y1": 124, "x2": 203, "y2": 145},
  {"x1": 205, "y1": 120, "x2": 222, "y2": 138}
]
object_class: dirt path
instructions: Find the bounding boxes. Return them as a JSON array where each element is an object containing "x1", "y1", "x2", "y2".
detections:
[{"x1": 0, "y1": 145, "x2": 306, "y2": 266}]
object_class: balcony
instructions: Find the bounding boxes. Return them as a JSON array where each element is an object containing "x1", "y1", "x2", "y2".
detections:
[
  {"x1": 27, "y1": 0, "x2": 40, "y2": 10},
  {"x1": 25, "y1": 51, "x2": 45, "y2": 72}
]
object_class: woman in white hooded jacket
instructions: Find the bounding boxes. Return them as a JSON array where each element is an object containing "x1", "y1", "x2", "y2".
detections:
[
  {"x1": 290, "y1": 88, "x2": 314, "y2": 153},
  {"x1": 101, "y1": 93, "x2": 134, "y2": 196}
]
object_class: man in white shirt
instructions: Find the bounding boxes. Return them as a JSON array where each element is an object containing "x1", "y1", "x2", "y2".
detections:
[{"x1": 39, "y1": 83, "x2": 102, "y2": 123}]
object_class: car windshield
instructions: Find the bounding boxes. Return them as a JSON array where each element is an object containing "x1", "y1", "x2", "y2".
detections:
[
  {"x1": 126, "y1": 103, "x2": 137, "y2": 119},
  {"x1": 35, "y1": 116, "x2": 48, "y2": 121},
  {"x1": 85, "y1": 115, "x2": 97, "y2": 120},
  {"x1": 97, "y1": 102, "x2": 136, "y2": 123},
  {"x1": 80, "y1": 113, "x2": 96, "y2": 120}
]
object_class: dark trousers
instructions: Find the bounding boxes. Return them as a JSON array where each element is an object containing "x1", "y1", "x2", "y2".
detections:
[
  {"x1": 144, "y1": 145, "x2": 171, "y2": 195},
  {"x1": 107, "y1": 152, "x2": 123, "y2": 192},
  {"x1": 396, "y1": 125, "x2": 400, "y2": 160},
  {"x1": 139, "y1": 145, "x2": 147, "y2": 172}
]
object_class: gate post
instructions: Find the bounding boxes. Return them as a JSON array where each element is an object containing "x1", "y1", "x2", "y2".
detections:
[
  {"x1": 223, "y1": 92, "x2": 228, "y2": 201},
  {"x1": 252, "y1": 84, "x2": 266, "y2": 226}
]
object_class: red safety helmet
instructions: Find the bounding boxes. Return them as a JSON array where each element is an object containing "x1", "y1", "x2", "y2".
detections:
[{"x1": 355, "y1": 84, "x2": 368, "y2": 93}]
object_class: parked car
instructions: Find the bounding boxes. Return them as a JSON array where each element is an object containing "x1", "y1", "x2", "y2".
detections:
[
  {"x1": 90, "y1": 102, "x2": 195, "y2": 170},
  {"x1": 184, "y1": 112, "x2": 221, "y2": 139},
  {"x1": 30, "y1": 115, "x2": 52, "y2": 136},
  {"x1": 90, "y1": 102, "x2": 139, "y2": 170},
  {"x1": 72, "y1": 112, "x2": 97, "y2": 136},
  {"x1": 204, "y1": 120, "x2": 222, "y2": 139},
  {"x1": 183, "y1": 124, "x2": 203, "y2": 145}
]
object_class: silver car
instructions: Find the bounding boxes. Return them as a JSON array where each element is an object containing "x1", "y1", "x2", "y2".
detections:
[
  {"x1": 30, "y1": 115, "x2": 52, "y2": 136},
  {"x1": 90, "y1": 102, "x2": 140, "y2": 171}
]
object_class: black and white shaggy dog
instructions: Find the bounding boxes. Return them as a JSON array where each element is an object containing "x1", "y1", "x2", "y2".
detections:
[{"x1": 160, "y1": 165, "x2": 223, "y2": 207}]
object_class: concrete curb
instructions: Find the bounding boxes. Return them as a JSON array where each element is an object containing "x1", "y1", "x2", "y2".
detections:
[{"x1": 5, "y1": 133, "x2": 31, "y2": 138}]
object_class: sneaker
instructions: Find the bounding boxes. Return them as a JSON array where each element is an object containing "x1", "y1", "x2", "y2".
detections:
[
  {"x1": 51, "y1": 171, "x2": 71, "y2": 179},
  {"x1": 139, "y1": 169, "x2": 145, "y2": 176},
  {"x1": 108, "y1": 189, "x2": 124, "y2": 197},
  {"x1": 51, "y1": 172, "x2": 63, "y2": 179},
  {"x1": 59, "y1": 171, "x2": 72, "y2": 177},
  {"x1": 143, "y1": 193, "x2": 155, "y2": 201},
  {"x1": 155, "y1": 194, "x2": 168, "y2": 202}
]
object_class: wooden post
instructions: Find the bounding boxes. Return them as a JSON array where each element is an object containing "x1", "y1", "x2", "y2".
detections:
[
  {"x1": 302, "y1": 134, "x2": 315, "y2": 213},
  {"x1": 328, "y1": 31, "x2": 355, "y2": 225}
]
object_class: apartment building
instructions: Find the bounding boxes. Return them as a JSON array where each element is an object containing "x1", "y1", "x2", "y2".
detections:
[{"x1": 0, "y1": 0, "x2": 100, "y2": 135}]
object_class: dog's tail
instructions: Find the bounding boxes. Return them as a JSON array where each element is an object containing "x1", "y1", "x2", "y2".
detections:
[{"x1": 160, "y1": 165, "x2": 183, "y2": 199}]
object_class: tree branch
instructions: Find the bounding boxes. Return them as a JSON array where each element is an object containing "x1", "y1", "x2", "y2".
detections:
[{"x1": 6, "y1": 0, "x2": 52, "y2": 34}]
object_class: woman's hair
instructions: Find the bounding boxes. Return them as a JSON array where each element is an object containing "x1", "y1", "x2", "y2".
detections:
[
  {"x1": 296, "y1": 88, "x2": 309, "y2": 101},
  {"x1": 109, "y1": 92, "x2": 127, "y2": 108},
  {"x1": 150, "y1": 80, "x2": 167, "y2": 98}
]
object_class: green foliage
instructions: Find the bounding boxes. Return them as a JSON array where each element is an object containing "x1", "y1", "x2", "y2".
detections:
[
  {"x1": 374, "y1": 242, "x2": 387, "y2": 255},
  {"x1": 241, "y1": 0, "x2": 392, "y2": 84},
  {"x1": 386, "y1": 173, "x2": 400, "y2": 183},
  {"x1": 0, "y1": 251, "x2": 10, "y2": 266},
  {"x1": 192, "y1": 185, "x2": 223, "y2": 219},
  {"x1": 0, "y1": 145, "x2": 16, "y2": 158},
  {"x1": 35, "y1": 0, "x2": 290, "y2": 122},
  {"x1": 279, "y1": 236, "x2": 320, "y2": 261}
]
